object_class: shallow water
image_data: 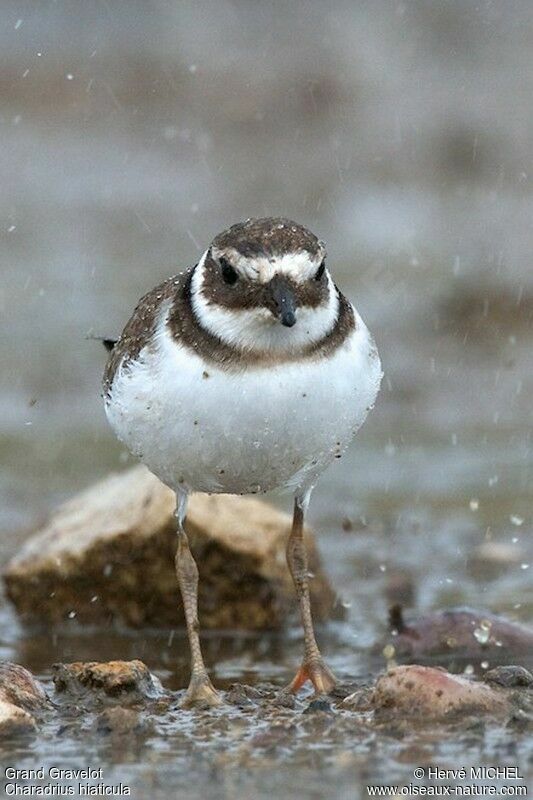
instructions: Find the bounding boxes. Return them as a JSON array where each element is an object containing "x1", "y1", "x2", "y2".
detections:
[
  {"x1": 1, "y1": 2, "x2": 532, "y2": 797},
  {"x1": 1, "y1": 677, "x2": 531, "y2": 800}
]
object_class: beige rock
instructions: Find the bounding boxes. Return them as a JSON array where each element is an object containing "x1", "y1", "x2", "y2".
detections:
[
  {"x1": 4, "y1": 466, "x2": 337, "y2": 630},
  {"x1": 0, "y1": 700, "x2": 37, "y2": 736}
]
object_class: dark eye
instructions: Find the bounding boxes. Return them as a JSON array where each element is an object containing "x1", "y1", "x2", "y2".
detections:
[
  {"x1": 315, "y1": 260, "x2": 326, "y2": 281},
  {"x1": 220, "y1": 257, "x2": 238, "y2": 286}
]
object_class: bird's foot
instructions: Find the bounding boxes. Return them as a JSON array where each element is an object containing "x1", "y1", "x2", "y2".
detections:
[
  {"x1": 181, "y1": 672, "x2": 222, "y2": 708},
  {"x1": 286, "y1": 656, "x2": 337, "y2": 696}
]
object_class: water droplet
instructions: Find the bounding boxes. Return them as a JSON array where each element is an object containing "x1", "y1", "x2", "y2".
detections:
[
  {"x1": 382, "y1": 644, "x2": 395, "y2": 660},
  {"x1": 469, "y1": 498, "x2": 479, "y2": 511},
  {"x1": 473, "y1": 619, "x2": 491, "y2": 644},
  {"x1": 510, "y1": 515, "x2": 524, "y2": 526}
]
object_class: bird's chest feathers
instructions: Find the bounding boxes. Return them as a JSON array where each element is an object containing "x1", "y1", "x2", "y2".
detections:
[
  {"x1": 108, "y1": 320, "x2": 380, "y2": 493},
  {"x1": 153, "y1": 330, "x2": 359, "y2": 437}
]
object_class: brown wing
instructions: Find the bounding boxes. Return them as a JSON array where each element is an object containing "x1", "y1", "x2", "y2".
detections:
[{"x1": 102, "y1": 269, "x2": 193, "y2": 396}]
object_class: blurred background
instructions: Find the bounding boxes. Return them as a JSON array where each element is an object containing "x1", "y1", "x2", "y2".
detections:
[
  {"x1": 1, "y1": 2, "x2": 532, "y2": 795},
  {"x1": 1, "y1": 0, "x2": 532, "y2": 663}
]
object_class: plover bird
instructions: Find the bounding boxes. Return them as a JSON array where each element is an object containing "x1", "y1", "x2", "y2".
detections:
[{"x1": 103, "y1": 217, "x2": 382, "y2": 706}]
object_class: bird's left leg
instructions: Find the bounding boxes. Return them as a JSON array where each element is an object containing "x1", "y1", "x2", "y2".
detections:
[
  {"x1": 285, "y1": 491, "x2": 337, "y2": 696},
  {"x1": 174, "y1": 490, "x2": 222, "y2": 708}
]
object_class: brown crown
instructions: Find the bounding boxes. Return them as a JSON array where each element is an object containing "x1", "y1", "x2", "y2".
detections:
[{"x1": 211, "y1": 217, "x2": 324, "y2": 259}]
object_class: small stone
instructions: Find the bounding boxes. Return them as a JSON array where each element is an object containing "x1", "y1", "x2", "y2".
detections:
[
  {"x1": 271, "y1": 689, "x2": 298, "y2": 709},
  {"x1": 226, "y1": 683, "x2": 263, "y2": 706},
  {"x1": 0, "y1": 663, "x2": 48, "y2": 710},
  {"x1": 52, "y1": 660, "x2": 166, "y2": 705},
  {"x1": 303, "y1": 696, "x2": 333, "y2": 713},
  {"x1": 483, "y1": 666, "x2": 533, "y2": 689},
  {"x1": 94, "y1": 707, "x2": 151, "y2": 735},
  {"x1": 0, "y1": 700, "x2": 37, "y2": 736},
  {"x1": 328, "y1": 681, "x2": 361, "y2": 701},
  {"x1": 372, "y1": 665, "x2": 509, "y2": 719},
  {"x1": 340, "y1": 687, "x2": 374, "y2": 712}
]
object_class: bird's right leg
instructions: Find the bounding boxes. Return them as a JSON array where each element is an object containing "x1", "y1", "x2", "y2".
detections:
[
  {"x1": 285, "y1": 491, "x2": 337, "y2": 696},
  {"x1": 174, "y1": 490, "x2": 221, "y2": 707}
]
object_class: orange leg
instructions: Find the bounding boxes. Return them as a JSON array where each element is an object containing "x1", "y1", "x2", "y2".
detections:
[{"x1": 285, "y1": 494, "x2": 337, "y2": 696}]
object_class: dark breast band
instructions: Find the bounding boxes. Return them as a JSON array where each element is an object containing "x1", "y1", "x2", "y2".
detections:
[{"x1": 103, "y1": 265, "x2": 356, "y2": 395}]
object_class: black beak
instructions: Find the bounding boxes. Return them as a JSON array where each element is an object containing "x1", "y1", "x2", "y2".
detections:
[{"x1": 267, "y1": 276, "x2": 297, "y2": 327}]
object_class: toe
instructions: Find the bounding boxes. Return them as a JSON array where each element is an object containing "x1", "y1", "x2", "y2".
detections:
[
  {"x1": 181, "y1": 674, "x2": 223, "y2": 708},
  {"x1": 311, "y1": 665, "x2": 337, "y2": 696},
  {"x1": 286, "y1": 658, "x2": 337, "y2": 695}
]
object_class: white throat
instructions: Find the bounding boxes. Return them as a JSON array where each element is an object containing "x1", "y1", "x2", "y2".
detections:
[{"x1": 190, "y1": 250, "x2": 340, "y2": 353}]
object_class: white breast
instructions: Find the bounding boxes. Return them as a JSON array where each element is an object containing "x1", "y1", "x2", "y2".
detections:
[{"x1": 105, "y1": 308, "x2": 382, "y2": 496}]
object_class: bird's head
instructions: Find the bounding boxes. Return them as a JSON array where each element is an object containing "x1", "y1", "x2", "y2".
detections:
[{"x1": 190, "y1": 217, "x2": 339, "y2": 354}]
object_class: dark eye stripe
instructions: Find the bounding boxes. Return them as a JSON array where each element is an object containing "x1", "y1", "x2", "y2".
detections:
[
  {"x1": 220, "y1": 257, "x2": 238, "y2": 285},
  {"x1": 315, "y1": 260, "x2": 326, "y2": 281}
]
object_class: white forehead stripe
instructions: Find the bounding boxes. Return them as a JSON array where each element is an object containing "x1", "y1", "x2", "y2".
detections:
[
  {"x1": 190, "y1": 257, "x2": 339, "y2": 354},
  {"x1": 211, "y1": 247, "x2": 322, "y2": 284}
]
